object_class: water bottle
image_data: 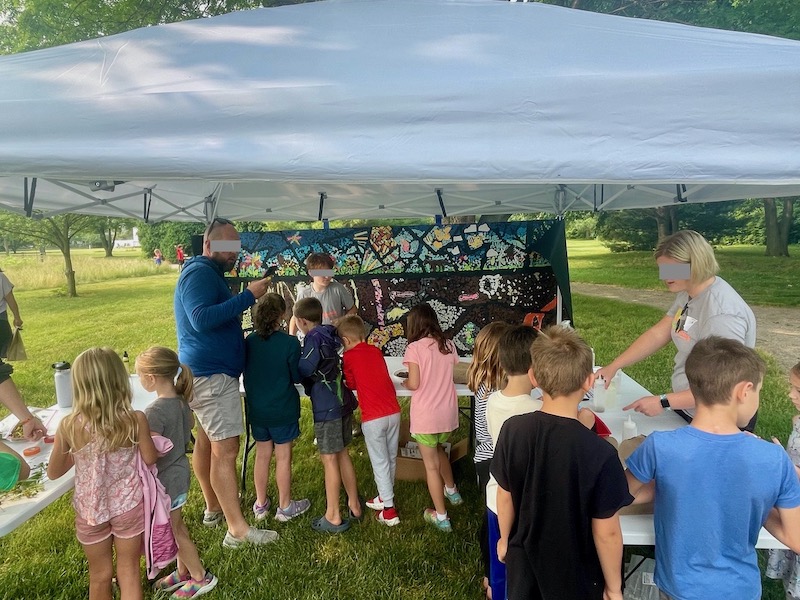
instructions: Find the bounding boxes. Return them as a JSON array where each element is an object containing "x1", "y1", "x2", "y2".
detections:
[{"x1": 52, "y1": 361, "x2": 73, "y2": 409}]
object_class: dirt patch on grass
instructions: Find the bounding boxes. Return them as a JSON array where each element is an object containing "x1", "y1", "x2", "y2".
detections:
[{"x1": 572, "y1": 282, "x2": 800, "y2": 372}]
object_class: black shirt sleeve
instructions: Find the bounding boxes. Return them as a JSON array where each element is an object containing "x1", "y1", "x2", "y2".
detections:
[{"x1": 591, "y1": 450, "x2": 634, "y2": 519}]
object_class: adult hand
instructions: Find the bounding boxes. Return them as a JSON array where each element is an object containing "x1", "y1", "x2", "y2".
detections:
[
  {"x1": 497, "y1": 537, "x2": 507, "y2": 564},
  {"x1": 12, "y1": 316, "x2": 22, "y2": 329},
  {"x1": 246, "y1": 278, "x2": 270, "y2": 299},
  {"x1": 23, "y1": 416, "x2": 46, "y2": 441},
  {"x1": 623, "y1": 395, "x2": 663, "y2": 417},
  {"x1": 595, "y1": 365, "x2": 618, "y2": 389}
]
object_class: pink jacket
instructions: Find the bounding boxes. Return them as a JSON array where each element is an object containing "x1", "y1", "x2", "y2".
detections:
[{"x1": 136, "y1": 435, "x2": 178, "y2": 580}]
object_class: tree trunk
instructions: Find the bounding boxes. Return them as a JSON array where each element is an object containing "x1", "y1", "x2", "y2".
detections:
[
  {"x1": 764, "y1": 198, "x2": 792, "y2": 257},
  {"x1": 654, "y1": 206, "x2": 676, "y2": 240},
  {"x1": 63, "y1": 245, "x2": 77, "y2": 297}
]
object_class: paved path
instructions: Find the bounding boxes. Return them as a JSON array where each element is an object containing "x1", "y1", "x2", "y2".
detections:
[{"x1": 572, "y1": 282, "x2": 800, "y2": 372}]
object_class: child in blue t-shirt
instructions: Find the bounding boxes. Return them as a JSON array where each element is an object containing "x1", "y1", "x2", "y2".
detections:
[{"x1": 626, "y1": 337, "x2": 800, "y2": 600}]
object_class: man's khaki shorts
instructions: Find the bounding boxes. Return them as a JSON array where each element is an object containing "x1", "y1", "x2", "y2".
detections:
[{"x1": 189, "y1": 373, "x2": 244, "y2": 442}]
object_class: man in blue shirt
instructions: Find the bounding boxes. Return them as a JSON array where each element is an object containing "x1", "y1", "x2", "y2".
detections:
[{"x1": 175, "y1": 217, "x2": 278, "y2": 548}]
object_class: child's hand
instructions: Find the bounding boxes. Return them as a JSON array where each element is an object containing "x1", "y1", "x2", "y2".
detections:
[
  {"x1": 772, "y1": 436, "x2": 784, "y2": 446},
  {"x1": 496, "y1": 538, "x2": 507, "y2": 564},
  {"x1": 603, "y1": 588, "x2": 623, "y2": 600}
]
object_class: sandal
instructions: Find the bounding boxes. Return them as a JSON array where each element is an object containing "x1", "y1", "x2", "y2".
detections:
[
  {"x1": 348, "y1": 496, "x2": 366, "y2": 522},
  {"x1": 311, "y1": 515, "x2": 350, "y2": 533}
]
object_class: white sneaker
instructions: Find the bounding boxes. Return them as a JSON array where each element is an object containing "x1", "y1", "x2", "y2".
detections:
[
  {"x1": 222, "y1": 527, "x2": 279, "y2": 549},
  {"x1": 365, "y1": 495, "x2": 385, "y2": 511},
  {"x1": 202, "y1": 510, "x2": 224, "y2": 527}
]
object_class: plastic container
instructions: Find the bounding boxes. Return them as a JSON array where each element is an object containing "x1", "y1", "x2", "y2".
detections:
[
  {"x1": 52, "y1": 361, "x2": 73, "y2": 409},
  {"x1": 605, "y1": 371, "x2": 620, "y2": 409},
  {"x1": 593, "y1": 376, "x2": 606, "y2": 412},
  {"x1": 623, "y1": 415, "x2": 638, "y2": 440}
]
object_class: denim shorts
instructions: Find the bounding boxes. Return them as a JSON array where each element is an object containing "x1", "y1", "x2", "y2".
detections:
[
  {"x1": 314, "y1": 414, "x2": 353, "y2": 455},
  {"x1": 251, "y1": 421, "x2": 300, "y2": 445}
]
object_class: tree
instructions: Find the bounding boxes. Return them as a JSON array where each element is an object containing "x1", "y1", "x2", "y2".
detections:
[
  {"x1": 86, "y1": 216, "x2": 133, "y2": 257},
  {"x1": 0, "y1": 212, "x2": 94, "y2": 296},
  {"x1": 763, "y1": 197, "x2": 795, "y2": 257}
]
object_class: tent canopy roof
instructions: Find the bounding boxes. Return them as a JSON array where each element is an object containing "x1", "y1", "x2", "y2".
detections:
[{"x1": 1, "y1": 0, "x2": 799, "y2": 223}]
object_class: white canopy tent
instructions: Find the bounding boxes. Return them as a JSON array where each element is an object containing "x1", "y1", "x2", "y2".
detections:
[{"x1": 0, "y1": 0, "x2": 799, "y2": 223}]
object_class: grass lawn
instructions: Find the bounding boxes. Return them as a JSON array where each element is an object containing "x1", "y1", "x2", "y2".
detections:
[
  {"x1": 0, "y1": 269, "x2": 795, "y2": 598},
  {"x1": 567, "y1": 240, "x2": 800, "y2": 307}
]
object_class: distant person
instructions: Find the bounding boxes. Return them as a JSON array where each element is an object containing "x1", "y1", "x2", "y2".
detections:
[
  {"x1": 492, "y1": 326, "x2": 632, "y2": 600},
  {"x1": 485, "y1": 325, "x2": 540, "y2": 600},
  {"x1": 137, "y1": 347, "x2": 217, "y2": 598},
  {"x1": 0, "y1": 267, "x2": 45, "y2": 440},
  {"x1": 466, "y1": 321, "x2": 510, "y2": 595},
  {"x1": 0, "y1": 439, "x2": 30, "y2": 489},
  {"x1": 402, "y1": 302, "x2": 462, "y2": 532},
  {"x1": 48, "y1": 348, "x2": 159, "y2": 600},
  {"x1": 244, "y1": 294, "x2": 310, "y2": 523},
  {"x1": 294, "y1": 297, "x2": 361, "y2": 533},
  {"x1": 153, "y1": 248, "x2": 163, "y2": 266},
  {"x1": 175, "y1": 245, "x2": 186, "y2": 271},
  {"x1": 597, "y1": 230, "x2": 757, "y2": 430},
  {"x1": 626, "y1": 338, "x2": 800, "y2": 600},
  {"x1": 174, "y1": 217, "x2": 278, "y2": 548},
  {"x1": 338, "y1": 314, "x2": 402, "y2": 526}
]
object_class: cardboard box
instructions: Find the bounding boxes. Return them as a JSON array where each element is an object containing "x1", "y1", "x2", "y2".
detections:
[{"x1": 395, "y1": 419, "x2": 469, "y2": 481}]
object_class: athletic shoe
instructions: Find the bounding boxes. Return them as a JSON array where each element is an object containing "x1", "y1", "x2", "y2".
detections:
[
  {"x1": 444, "y1": 486, "x2": 463, "y2": 506},
  {"x1": 423, "y1": 508, "x2": 452, "y2": 532},
  {"x1": 377, "y1": 507, "x2": 400, "y2": 527},
  {"x1": 202, "y1": 510, "x2": 224, "y2": 527},
  {"x1": 275, "y1": 498, "x2": 311, "y2": 522},
  {"x1": 153, "y1": 570, "x2": 191, "y2": 592},
  {"x1": 253, "y1": 498, "x2": 271, "y2": 521},
  {"x1": 222, "y1": 527, "x2": 279, "y2": 549},
  {"x1": 171, "y1": 572, "x2": 218, "y2": 599},
  {"x1": 365, "y1": 495, "x2": 384, "y2": 511}
]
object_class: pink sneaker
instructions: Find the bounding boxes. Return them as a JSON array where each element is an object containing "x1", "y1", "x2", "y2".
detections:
[{"x1": 172, "y1": 572, "x2": 218, "y2": 599}]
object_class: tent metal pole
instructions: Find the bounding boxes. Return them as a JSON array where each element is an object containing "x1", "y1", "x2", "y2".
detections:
[
  {"x1": 436, "y1": 188, "x2": 447, "y2": 218},
  {"x1": 318, "y1": 192, "x2": 327, "y2": 221},
  {"x1": 23, "y1": 177, "x2": 37, "y2": 217}
]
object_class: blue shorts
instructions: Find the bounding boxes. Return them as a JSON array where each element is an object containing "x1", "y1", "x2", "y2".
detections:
[
  {"x1": 251, "y1": 422, "x2": 300, "y2": 445},
  {"x1": 170, "y1": 492, "x2": 188, "y2": 511}
]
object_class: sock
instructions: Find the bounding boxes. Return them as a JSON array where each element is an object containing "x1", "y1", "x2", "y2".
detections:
[
  {"x1": 436, "y1": 511, "x2": 448, "y2": 522},
  {"x1": 445, "y1": 485, "x2": 457, "y2": 495}
]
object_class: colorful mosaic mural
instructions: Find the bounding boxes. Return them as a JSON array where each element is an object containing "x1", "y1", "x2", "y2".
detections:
[{"x1": 228, "y1": 221, "x2": 570, "y2": 355}]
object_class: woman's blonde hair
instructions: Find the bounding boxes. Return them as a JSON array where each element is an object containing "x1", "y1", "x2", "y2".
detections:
[
  {"x1": 60, "y1": 347, "x2": 138, "y2": 451},
  {"x1": 136, "y1": 346, "x2": 194, "y2": 401},
  {"x1": 467, "y1": 322, "x2": 510, "y2": 393},
  {"x1": 654, "y1": 230, "x2": 719, "y2": 284}
]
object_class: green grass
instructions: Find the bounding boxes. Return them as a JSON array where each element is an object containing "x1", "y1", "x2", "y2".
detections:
[
  {"x1": 567, "y1": 240, "x2": 800, "y2": 307},
  {"x1": 0, "y1": 274, "x2": 795, "y2": 598},
  {"x1": 0, "y1": 247, "x2": 171, "y2": 292}
]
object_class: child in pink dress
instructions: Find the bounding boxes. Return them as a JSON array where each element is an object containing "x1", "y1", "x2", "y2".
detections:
[
  {"x1": 48, "y1": 347, "x2": 158, "y2": 600},
  {"x1": 402, "y1": 303, "x2": 461, "y2": 532}
]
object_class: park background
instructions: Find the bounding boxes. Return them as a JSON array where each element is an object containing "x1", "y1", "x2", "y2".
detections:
[{"x1": 1, "y1": 0, "x2": 799, "y2": 597}]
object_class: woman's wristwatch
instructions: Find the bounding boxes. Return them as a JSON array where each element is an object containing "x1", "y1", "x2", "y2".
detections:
[{"x1": 660, "y1": 394, "x2": 671, "y2": 409}]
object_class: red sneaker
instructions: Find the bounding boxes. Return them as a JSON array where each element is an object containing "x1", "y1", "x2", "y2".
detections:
[{"x1": 377, "y1": 507, "x2": 400, "y2": 527}]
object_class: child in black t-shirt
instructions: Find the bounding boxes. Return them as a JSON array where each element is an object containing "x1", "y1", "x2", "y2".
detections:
[{"x1": 491, "y1": 326, "x2": 633, "y2": 600}]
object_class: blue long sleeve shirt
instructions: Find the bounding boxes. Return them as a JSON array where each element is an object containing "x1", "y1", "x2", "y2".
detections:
[{"x1": 174, "y1": 256, "x2": 254, "y2": 377}]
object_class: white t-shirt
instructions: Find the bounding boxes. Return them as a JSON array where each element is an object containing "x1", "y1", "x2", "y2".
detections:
[
  {"x1": 485, "y1": 389, "x2": 542, "y2": 513},
  {"x1": 0, "y1": 273, "x2": 13, "y2": 313}
]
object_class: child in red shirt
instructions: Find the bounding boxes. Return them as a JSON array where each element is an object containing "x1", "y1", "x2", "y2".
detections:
[{"x1": 338, "y1": 315, "x2": 402, "y2": 526}]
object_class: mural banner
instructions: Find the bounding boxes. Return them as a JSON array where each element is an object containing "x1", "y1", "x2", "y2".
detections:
[{"x1": 230, "y1": 220, "x2": 570, "y2": 355}]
